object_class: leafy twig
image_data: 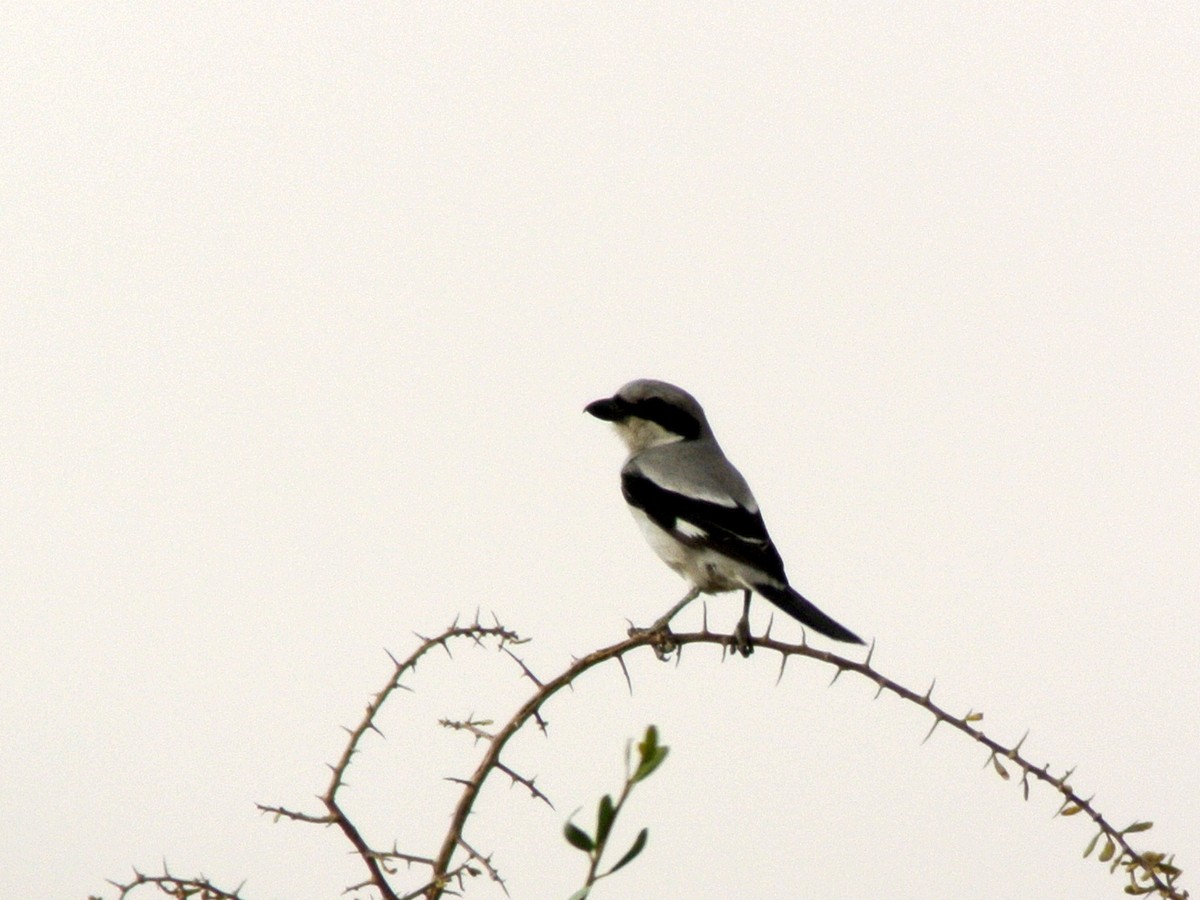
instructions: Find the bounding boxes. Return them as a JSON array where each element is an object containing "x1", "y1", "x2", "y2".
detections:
[{"x1": 563, "y1": 725, "x2": 668, "y2": 898}]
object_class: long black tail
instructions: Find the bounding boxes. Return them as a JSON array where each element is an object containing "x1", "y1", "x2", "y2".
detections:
[{"x1": 753, "y1": 582, "x2": 864, "y2": 645}]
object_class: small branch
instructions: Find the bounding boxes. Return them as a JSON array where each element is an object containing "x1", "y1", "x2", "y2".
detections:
[
  {"x1": 102, "y1": 869, "x2": 248, "y2": 900},
  {"x1": 458, "y1": 836, "x2": 508, "y2": 895},
  {"x1": 495, "y1": 761, "x2": 555, "y2": 808},
  {"x1": 440, "y1": 717, "x2": 496, "y2": 743},
  {"x1": 255, "y1": 803, "x2": 333, "y2": 825}
]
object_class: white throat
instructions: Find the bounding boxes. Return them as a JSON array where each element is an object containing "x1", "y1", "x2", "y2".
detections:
[{"x1": 613, "y1": 418, "x2": 686, "y2": 453}]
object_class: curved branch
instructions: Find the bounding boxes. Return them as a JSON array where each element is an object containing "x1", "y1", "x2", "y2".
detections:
[
  {"x1": 428, "y1": 631, "x2": 660, "y2": 894},
  {"x1": 424, "y1": 626, "x2": 1186, "y2": 900}
]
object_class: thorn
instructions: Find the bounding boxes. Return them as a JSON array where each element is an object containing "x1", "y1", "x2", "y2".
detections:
[
  {"x1": 1011, "y1": 729, "x2": 1029, "y2": 756},
  {"x1": 923, "y1": 678, "x2": 936, "y2": 702},
  {"x1": 764, "y1": 612, "x2": 775, "y2": 639},
  {"x1": 922, "y1": 718, "x2": 940, "y2": 745},
  {"x1": 865, "y1": 638, "x2": 876, "y2": 667},
  {"x1": 385, "y1": 648, "x2": 401, "y2": 667},
  {"x1": 828, "y1": 666, "x2": 843, "y2": 686},
  {"x1": 873, "y1": 681, "x2": 885, "y2": 699},
  {"x1": 617, "y1": 655, "x2": 634, "y2": 696},
  {"x1": 776, "y1": 654, "x2": 789, "y2": 686}
]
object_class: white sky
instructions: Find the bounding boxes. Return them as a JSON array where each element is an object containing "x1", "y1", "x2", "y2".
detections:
[{"x1": 3, "y1": 4, "x2": 1197, "y2": 899}]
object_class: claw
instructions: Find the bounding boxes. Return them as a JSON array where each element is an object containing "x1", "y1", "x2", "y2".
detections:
[
  {"x1": 730, "y1": 615, "x2": 753, "y2": 658},
  {"x1": 729, "y1": 589, "x2": 754, "y2": 657},
  {"x1": 628, "y1": 622, "x2": 678, "y2": 661}
]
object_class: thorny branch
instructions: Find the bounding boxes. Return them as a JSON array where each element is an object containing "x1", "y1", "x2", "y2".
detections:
[
  {"x1": 104, "y1": 616, "x2": 1187, "y2": 900},
  {"x1": 97, "y1": 869, "x2": 248, "y2": 900},
  {"x1": 257, "y1": 617, "x2": 523, "y2": 900}
]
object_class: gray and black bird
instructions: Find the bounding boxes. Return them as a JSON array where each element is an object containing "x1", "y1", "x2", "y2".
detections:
[{"x1": 586, "y1": 379, "x2": 864, "y2": 653}]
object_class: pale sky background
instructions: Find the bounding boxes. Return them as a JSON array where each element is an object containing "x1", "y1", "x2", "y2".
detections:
[{"x1": 3, "y1": 4, "x2": 1197, "y2": 899}]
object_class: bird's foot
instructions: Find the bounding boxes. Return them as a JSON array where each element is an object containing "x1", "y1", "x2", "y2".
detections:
[
  {"x1": 727, "y1": 615, "x2": 754, "y2": 658},
  {"x1": 628, "y1": 620, "x2": 678, "y2": 661}
]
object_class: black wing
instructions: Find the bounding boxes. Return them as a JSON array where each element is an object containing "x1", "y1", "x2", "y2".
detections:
[{"x1": 621, "y1": 470, "x2": 788, "y2": 584}]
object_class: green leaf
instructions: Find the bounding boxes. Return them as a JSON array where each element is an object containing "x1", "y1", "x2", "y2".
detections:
[
  {"x1": 1083, "y1": 832, "x2": 1100, "y2": 858},
  {"x1": 567, "y1": 889, "x2": 590, "y2": 900},
  {"x1": 1061, "y1": 804, "x2": 1083, "y2": 816},
  {"x1": 634, "y1": 746, "x2": 669, "y2": 783},
  {"x1": 631, "y1": 725, "x2": 669, "y2": 781},
  {"x1": 596, "y1": 794, "x2": 616, "y2": 846},
  {"x1": 606, "y1": 827, "x2": 649, "y2": 876},
  {"x1": 1099, "y1": 838, "x2": 1115, "y2": 863},
  {"x1": 1122, "y1": 821, "x2": 1153, "y2": 834},
  {"x1": 637, "y1": 726, "x2": 659, "y2": 761},
  {"x1": 564, "y1": 821, "x2": 594, "y2": 853}
]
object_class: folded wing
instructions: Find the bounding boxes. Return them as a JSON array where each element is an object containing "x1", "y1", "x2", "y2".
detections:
[{"x1": 621, "y1": 469, "x2": 788, "y2": 584}]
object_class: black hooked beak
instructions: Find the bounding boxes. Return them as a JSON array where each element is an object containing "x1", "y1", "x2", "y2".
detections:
[{"x1": 584, "y1": 396, "x2": 626, "y2": 421}]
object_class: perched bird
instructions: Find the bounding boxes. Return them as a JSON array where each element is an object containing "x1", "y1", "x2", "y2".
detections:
[{"x1": 586, "y1": 379, "x2": 864, "y2": 653}]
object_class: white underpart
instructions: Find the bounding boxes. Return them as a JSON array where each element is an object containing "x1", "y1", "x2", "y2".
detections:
[{"x1": 630, "y1": 507, "x2": 757, "y2": 594}]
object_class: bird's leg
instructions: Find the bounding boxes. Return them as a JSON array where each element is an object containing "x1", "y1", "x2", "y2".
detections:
[
  {"x1": 649, "y1": 586, "x2": 701, "y2": 633},
  {"x1": 629, "y1": 586, "x2": 700, "y2": 660},
  {"x1": 730, "y1": 589, "x2": 754, "y2": 657}
]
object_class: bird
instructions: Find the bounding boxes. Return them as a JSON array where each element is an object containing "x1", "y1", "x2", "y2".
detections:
[{"x1": 585, "y1": 379, "x2": 864, "y2": 654}]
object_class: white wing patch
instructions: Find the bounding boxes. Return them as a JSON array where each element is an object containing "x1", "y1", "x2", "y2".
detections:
[{"x1": 674, "y1": 519, "x2": 709, "y2": 539}]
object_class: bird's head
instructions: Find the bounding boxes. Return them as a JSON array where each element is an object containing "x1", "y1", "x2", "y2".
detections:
[{"x1": 585, "y1": 379, "x2": 711, "y2": 453}]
